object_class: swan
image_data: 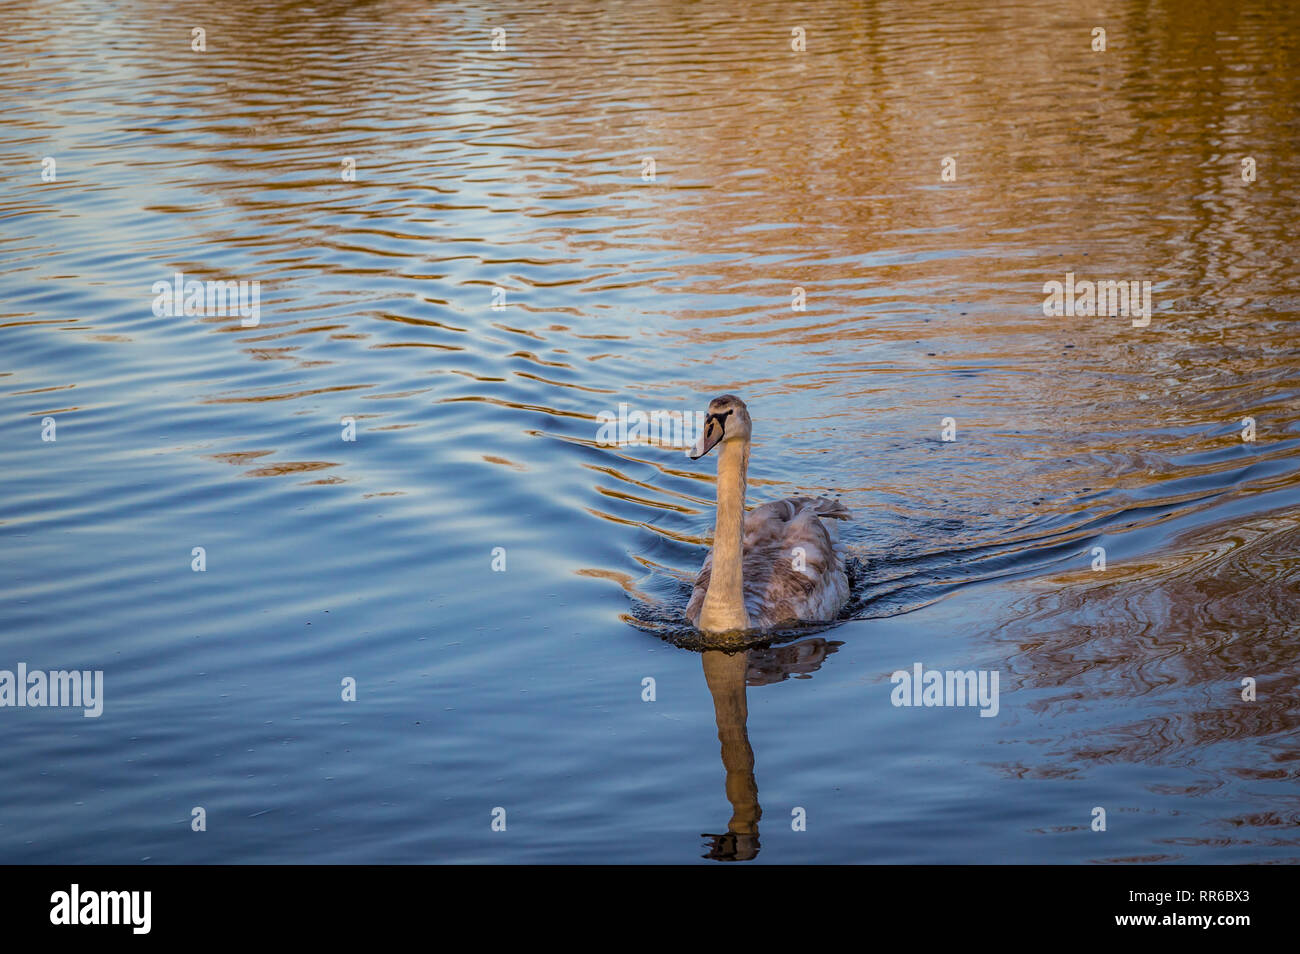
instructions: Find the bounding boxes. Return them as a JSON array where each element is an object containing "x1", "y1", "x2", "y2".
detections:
[{"x1": 685, "y1": 394, "x2": 851, "y2": 634}]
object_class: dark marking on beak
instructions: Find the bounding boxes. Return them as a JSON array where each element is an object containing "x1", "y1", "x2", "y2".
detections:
[{"x1": 688, "y1": 409, "x2": 732, "y2": 459}]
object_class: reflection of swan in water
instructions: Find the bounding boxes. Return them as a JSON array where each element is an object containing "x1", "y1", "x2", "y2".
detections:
[
  {"x1": 700, "y1": 651, "x2": 760, "y2": 861},
  {"x1": 699, "y1": 638, "x2": 841, "y2": 862},
  {"x1": 686, "y1": 395, "x2": 851, "y2": 635}
]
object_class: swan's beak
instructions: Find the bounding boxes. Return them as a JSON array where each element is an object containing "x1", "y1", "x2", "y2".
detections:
[{"x1": 687, "y1": 412, "x2": 726, "y2": 459}]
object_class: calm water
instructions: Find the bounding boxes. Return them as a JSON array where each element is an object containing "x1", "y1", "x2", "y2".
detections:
[{"x1": 2, "y1": 0, "x2": 1298, "y2": 864}]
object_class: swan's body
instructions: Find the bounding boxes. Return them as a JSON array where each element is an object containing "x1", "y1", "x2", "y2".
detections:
[
  {"x1": 684, "y1": 395, "x2": 851, "y2": 634},
  {"x1": 686, "y1": 495, "x2": 851, "y2": 631}
]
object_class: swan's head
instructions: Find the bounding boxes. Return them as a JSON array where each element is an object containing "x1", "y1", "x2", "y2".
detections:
[{"x1": 688, "y1": 394, "x2": 751, "y2": 459}]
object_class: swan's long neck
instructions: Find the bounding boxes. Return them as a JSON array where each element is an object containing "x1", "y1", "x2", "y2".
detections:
[{"x1": 700, "y1": 438, "x2": 751, "y2": 632}]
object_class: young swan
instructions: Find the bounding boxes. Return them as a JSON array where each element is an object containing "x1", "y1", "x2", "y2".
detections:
[{"x1": 685, "y1": 395, "x2": 851, "y2": 634}]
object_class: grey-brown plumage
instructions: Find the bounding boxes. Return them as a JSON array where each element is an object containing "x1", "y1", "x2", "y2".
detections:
[{"x1": 686, "y1": 496, "x2": 851, "y2": 630}]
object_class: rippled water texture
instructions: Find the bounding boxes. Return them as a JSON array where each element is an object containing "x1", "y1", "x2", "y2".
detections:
[{"x1": 1, "y1": 0, "x2": 1298, "y2": 863}]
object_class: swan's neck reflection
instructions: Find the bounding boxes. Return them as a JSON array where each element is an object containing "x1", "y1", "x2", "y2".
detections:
[{"x1": 701, "y1": 649, "x2": 761, "y2": 861}]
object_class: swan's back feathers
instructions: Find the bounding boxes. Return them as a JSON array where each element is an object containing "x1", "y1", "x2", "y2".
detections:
[
  {"x1": 752, "y1": 495, "x2": 851, "y2": 523},
  {"x1": 686, "y1": 496, "x2": 852, "y2": 629}
]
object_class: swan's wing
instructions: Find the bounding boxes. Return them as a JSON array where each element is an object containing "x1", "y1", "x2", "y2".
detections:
[
  {"x1": 686, "y1": 496, "x2": 851, "y2": 629},
  {"x1": 740, "y1": 497, "x2": 851, "y2": 627},
  {"x1": 762, "y1": 496, "x2": 851, "y2": 522}
]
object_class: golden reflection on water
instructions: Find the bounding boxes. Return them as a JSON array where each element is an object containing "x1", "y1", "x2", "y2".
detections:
[{"x1": 993, "y1": 507, "x2": 1300, "y2": 846}]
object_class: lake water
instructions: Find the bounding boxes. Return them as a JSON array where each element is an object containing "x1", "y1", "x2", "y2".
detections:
[{"x1": 1, "y1": 0, "x2": 1298, "y2": 864}]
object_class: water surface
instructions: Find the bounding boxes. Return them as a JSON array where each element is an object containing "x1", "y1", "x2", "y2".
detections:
[{"x1": 1, "y1": 0, "x2": 1298, "y2": 863}]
